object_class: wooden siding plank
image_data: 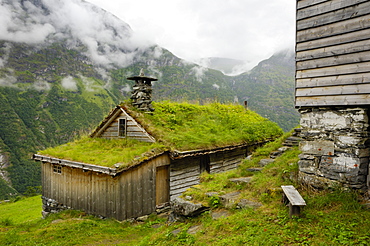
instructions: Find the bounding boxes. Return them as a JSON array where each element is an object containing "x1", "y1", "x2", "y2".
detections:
[
  {"x1": 296, "y1": 83, "x2": 370, "y2": 97},
  {"x1": 119, "y1": 175, "x2": 127, "y2": 220},
  {"x1": 295, "y1": 94, "x2": 370, "y2": 106},
  {"x1": 137, "y1": 167, "x2": 143, "y2": 217},
  {"x1": 297, "y1": 39, "x2": 370, "y2": 61},
  {"x1": 170, "y1": 187, "x2": 190, "y2": 197},
  {"x1": 126, "y1": 171, "x2": 133, "y2": 219},
  {"x1": 170, "y1": 166, "x2": 199, "y2": 177},
  {"x1": 296, "y1": 61, "x2": 370, "y2": 79},
  {"x1": 297, "y1": 28, "x2": 370, "y2": 52},
  {"x1": 297, "y1": 14, "x2": 370, "y2": 43},
  {"x1": 297, "y1": 0, "x2": 331, "y2": 10},
  {"x1": 297, "y1": 0, "x2": 367, "y2": 20},
  {"x1": 148, "y1": 162, "x2": 155, "y2": 214},
  {"x1": 296, "y1": 73, "x2": 370, "y2": 88},
  {"x1": 298, "y1": 1, "x2": 370, "y2": 30},
  {"x1": 142, "y1": 162, "x2": 153, "y2": 215},
  {"x1": 87, "y1": 171, "x2": 92, "y2": 214},
  {"x1": 297, "y1": 50, "x2": 370, "y2": 70},
  {"x1": 170, "y1": 170, "x2": 200, "y2": 182},
  {"x1": 170, "y1": 176, "x2": 200, "y2": 187},
  {"x1": 170, "y1": 179, "x2": 200, "y2": 192}
]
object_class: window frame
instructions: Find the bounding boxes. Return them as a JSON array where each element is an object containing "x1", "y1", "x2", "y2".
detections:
[
  {"x1": 118, "y1": 118, "x2": 127, "y2": 137},
  {"x1": 53, "y1": 164, "x2": 62, "y2": 174}
]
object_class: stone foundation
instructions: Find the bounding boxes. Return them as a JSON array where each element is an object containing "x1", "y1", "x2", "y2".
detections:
[
  {"x1": 298, "y1": 107, "x2": 370, "y2": 190},
  {"x1": 41, "y1": 196, "x2": 70, "y2": 218}
]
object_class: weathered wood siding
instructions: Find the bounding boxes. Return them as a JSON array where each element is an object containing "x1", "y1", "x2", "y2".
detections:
[
  {"x1": 169, "y1": 147, "x2": 246, "y2": 199},
  {"x1": 295, "y1": 0, "x2": 370, "y2": 107},
  {"x1": 209, "y1": 148, "x2": 246, "y2": 174},
  {"x1": 100, "y1": 110, "x2": 155, "y2": 142},
  {"x1": 41, "y1": 154, "x2": 170, "y2": 220},
  {"x1": 170, "y1": 156, "x2": 201, "y2": 198}
]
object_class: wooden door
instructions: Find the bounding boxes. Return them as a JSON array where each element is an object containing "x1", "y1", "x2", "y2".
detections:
[{"x1": 156, "y1": 166, "x2": 169, "y2": 205}]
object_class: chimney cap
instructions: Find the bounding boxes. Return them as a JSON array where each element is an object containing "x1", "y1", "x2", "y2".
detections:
[{"x1": 127, "y1": 68, "x2": 157, "y2": 81}]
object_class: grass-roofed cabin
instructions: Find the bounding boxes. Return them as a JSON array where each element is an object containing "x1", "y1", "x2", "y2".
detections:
[{"x1": 33, "y1": 101, "x2": 283, "y2": 220}]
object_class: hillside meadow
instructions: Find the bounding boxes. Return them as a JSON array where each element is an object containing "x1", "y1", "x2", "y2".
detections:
[{"x1": 1, "y1": 133, "x2": 369, "y2": 245}]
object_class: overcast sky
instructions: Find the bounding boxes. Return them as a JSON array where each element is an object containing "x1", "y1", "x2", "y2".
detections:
[{"x1": 87, "y1": 0, "x2": 296, "y2": 70}]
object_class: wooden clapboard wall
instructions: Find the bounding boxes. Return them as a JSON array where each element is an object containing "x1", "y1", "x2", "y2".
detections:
[
  {"x1": 169, "y1": 147, "x2": 246, "y2": 199},
  {"x1": 99, "y1": 108, "x2": 155, "y2": 142},
  {"x1": 295, "y1": 0, "x2": 370, "y2": 107},
  {"x1": 209, "y1": 148, "x2": 246, "y2": 174},
  {"x1": 41, "y1": 153, "x2": 170, "y2": 221},
  {"x1": 169, "y1": 156, "x2": 201, "y2": 198}
]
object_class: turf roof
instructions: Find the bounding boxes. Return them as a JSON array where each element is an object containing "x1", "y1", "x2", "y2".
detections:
[{"x1": 39, "y1": 101, "x2": 283, "y2": 168}]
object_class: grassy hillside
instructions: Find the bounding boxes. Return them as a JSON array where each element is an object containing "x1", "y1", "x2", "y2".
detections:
[
  {"x1": 1, "y1": 135, "x2": 369, "y2": 245},
  {"x1": 233, "y1": 50, "x2": 299, "y2": 132}
]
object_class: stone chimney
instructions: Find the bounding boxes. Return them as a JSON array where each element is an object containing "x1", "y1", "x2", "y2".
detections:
[{"x1": 127, "y1": 69, "x2": 157, "y2": 111}]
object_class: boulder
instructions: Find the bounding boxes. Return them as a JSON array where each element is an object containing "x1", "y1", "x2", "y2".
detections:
[
  {"x1": 211, "y1": 210, "x2": 231, "y2": 220},
  {"x1": 219, "y1": 191, "x2": 241, "y2": 208},
  {"x1": 246, "y1": 167, "x2": 263, "y2": 172},
  {"x1": 170, "y1": 197, "x2": 209, "y2": 217},
  {"x1": 229, "y1": 177, "x2": 252, "y2": 184},
  {"x1": 236, "y1": 199, "x2": 263, "y2": 209},
  {"x1": 259, "y1": 158, "x2": 274, "y2": 167}
]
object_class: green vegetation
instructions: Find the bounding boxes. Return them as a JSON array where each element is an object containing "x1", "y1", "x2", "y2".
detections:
[
  {"x1": 1, "y1": 135, "x2": 369, "y2": 245},
  {"x1": 125, "y1": 101, "x2": 283, "y2": 150},
  {"x1": 0, "y1": 39, "x2": 297, "y2": 199},
  {"x1": 39, "y1": 101, "x2": 282, "y2": 168},
  {"x1": 234, "y1": 51, "x2": 299, "y2": 132},
  {"x1": 39, "y1": 137, "x2": 167, "y2": 168}
]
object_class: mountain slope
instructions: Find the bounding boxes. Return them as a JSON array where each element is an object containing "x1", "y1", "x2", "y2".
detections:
[
  {"x1": 233, "y1": 50, "x2": 299, "y2": 132},
  {"x1": 0, "y1": 0, "x2": 298, "y2": 199}
]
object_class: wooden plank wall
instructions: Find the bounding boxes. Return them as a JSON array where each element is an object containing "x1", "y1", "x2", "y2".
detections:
[
  {"x1": 169, "y1": 147, "x2": 246, "y2": 199},
  {"x1": 295, "y1": 0, "x2": 370, "y2": 107},
  {"x1": 209, "y1": 148, "x2": 246, "y2": 174},
  {"x1": 42, "y1": 154, "x2": 170, "y2": 220},
  {"x1": 100, "y1": 111, "x2": 155, "y2": 142},
  {"x1": 169, "y1": 157, "x2": 201, "y2": 199}
]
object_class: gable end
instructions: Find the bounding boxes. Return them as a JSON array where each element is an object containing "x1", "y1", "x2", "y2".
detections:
[{"x1": 90, "y1": 106, "x2": 155, "y2": 142}]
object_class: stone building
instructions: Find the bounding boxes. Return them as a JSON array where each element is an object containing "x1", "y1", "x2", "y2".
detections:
[{"x1": 295, "y1": 0, "x2": 370, "y2": 190}]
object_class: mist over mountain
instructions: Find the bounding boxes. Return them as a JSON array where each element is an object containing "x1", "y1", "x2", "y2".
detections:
[
  {"x1": 0, "y1": 0, "x2": 298, "y2": 199},
  {"x1": 195, "y1": 57, "x2": 252, "y2": 76}
]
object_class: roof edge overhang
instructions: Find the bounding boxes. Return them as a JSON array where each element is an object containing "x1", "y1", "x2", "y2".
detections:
[
  {"x1": 90, "y1": 106, "x2": 122, "y2": 138},
  {"x1": 33, "y1": 151, "x2": 170, "y2": 176},
  {"x1": 170, "y1": 140, "x2": 270, "y2": 160},
  {"x1": 33, "y1": 154, "x2": 118, "y2": 175}
]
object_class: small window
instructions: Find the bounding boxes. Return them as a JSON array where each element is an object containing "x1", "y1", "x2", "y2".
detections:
[
  {"x1": 118, "y1": 118, "x2": 126, "y2": 137},
  {"x1": 53, "y1": 165, "x2": 62, "y2": 174}
]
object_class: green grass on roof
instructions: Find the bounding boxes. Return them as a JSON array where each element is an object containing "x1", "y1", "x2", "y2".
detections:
[
  {"x1": 124, "y1": 101, "x2": 283, "y2": 150},
  {"x1": 39, "y1": 101, "x2": 283, "y2": 168},
  {"x1": 39, "y1": 137, "x2": 167, "y2": 168}
]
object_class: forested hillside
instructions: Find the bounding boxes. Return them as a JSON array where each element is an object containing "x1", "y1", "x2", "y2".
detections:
[
  {"x1": 0, "y1": 0, "x2": 298, "y2": 199},
  {"x1": 233, "y1": 50, "x2": 298, "y2": 131}
]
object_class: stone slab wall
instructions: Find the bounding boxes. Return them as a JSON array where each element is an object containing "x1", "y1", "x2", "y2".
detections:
[
  {"x1": 298, "y1": 107, "x2": 370, "y2": 190},
  {"x1": 41, "y1": 196, "x2": 70, "y2": 218}
]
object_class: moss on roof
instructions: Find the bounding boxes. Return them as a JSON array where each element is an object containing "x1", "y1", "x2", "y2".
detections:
[
  {"x1": 39, "y1": 101, "x2": 283, "y2": 168},
  {"x1": 39, "y1": 137, "x2": 168, "y2": 169},
  {"x1": 123, "y1": 101, "x2": 283, "y2": 150}
]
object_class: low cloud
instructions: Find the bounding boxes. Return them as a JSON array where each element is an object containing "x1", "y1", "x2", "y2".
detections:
[
  {"x1": 61, "y1": 76, "x2": 78, "y2": 91},
  {"x1": 0, "y1": 74, "x2": 17, "y2": 87},
  {"x1": 0, "y1": 0, "x2": 154, "y2": 68},
  {"x1": 191, "y1": 66, "x2": 208, "y2": 83},
  {"x1": 80, "y1": 75, "x2": 100, "y2": 92},
  {"x1": 33, "y1": 80, "x2": 51, "y2": 91},
  {"x1": 212, "y1": 84, "x2": 220, "y2": 90},
  {"x1": 0, "y1": 43, "x2": 12, "y2": 68}
]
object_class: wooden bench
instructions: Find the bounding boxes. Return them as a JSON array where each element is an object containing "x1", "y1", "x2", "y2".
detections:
[{"x1": 281, "y1": 185, "x2": 306, "y2": 218}]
